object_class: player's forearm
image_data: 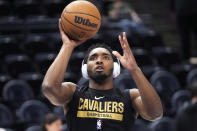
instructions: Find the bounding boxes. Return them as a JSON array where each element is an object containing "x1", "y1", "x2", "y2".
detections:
[
  {"x1": 42, "y1": 44, "x2": 74, "y2": 89},
  {"x1": 130, "y1": 68, "x2": 163, "y2": 119}
]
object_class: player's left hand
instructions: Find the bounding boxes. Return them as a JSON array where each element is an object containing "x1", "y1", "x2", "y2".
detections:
[{"x1": 112, "y1": 32, "x2": 139, "y2": 71}]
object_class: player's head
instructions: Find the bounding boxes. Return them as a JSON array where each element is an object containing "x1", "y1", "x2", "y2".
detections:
[
  {"x1": 41, "y1": 113, "x2": 62, "y2": 131},
  {"x1": 81, "y1": 43, "x2": 120, "y2": 84}
]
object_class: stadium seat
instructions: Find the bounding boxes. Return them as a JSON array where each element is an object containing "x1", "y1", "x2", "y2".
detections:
[
  {"x1": 171, "y1": 90, "x2": 192, "y2": 113},
  {"x1": 131, "y1": 119, "x2": 152, "y2": 131},
  {"x1": 0, "y1": 36, "x2": 23, "y2": 55},
  {"x1": 0, "y1": 74, "x2": 11, "y2": 98},
  {"x1": 170, "y1": 63, "x2": 193, "y2": 88},
  {"x1": 2, "y1": 80, "x2": 34, "y2": 109},
  {"x1": 64, "y1": 72, "x2": 79, "y2": 83},
  {"x1": 69, "y1": 51, "x2": 85, "y2": 74},
  {"x1": 132, "y1": 48, "x2": 156, "y2": 67},
  {"x1": 0, "y1": 0, "x2": 11, "y2": 17},
  {"x1": 0, "y1": 16, "x2": 24, "y2": 35},
  {"x1": 53, "y1": 106, "x2": 66, "y2": 121},
  {"x1": 18, "y1": 72, "x2": 44, "y2": 97},
  {"x1": 25, "y1": 125, "x2": 40, "y2": 131},
  {"x1": 151, "y1": 46, "x2": 182, "y2": 68},
  {"x1": 186, "y1": 68, "x2": 197, "y2": 86},
  {"x1": 0, "y1": 103, "x2": 14, "y2": 127},
  {"x1": 43, "y1": 0, "x2": 68, "y2": 17},
  {"x1": 16, "y1": 100, "x2": 50, "y2": 124},
  {"x1": 46, "y1": 32, "x2": 62, "y2": 53},
  {"x1": 150, "y1": 70, "x2": 180, "y2": 109},
  {"x1": 62, "y1": 124, "x2": 68, "y2": 131},
  {"x1": 141, "y1": 32, "x2": 164, "y2": 49},
  {"x1": 22, "y1": 34, "x2": 53, "y2": 55},
  {"x1": 141, "y1": 65, "x2": 165, "y2": 80},
  {"x1": 34, "y1": 53, "x2": 56, "y2": 74},
  {"x1": 114, "y1": 72, "x2": 137, "y2": 89},
  {"x1": 4, "y1": 54, "x2": 36, "y2": 77},
  {"x1": 149, "y1": 117, "x2": 175, "y2": 131},
  {"x1": 14, "y1": 0, "x2": 44, "y2": 18},
  {"x1": 25, "y1": 16, "x2": 58, "y2": 34}
]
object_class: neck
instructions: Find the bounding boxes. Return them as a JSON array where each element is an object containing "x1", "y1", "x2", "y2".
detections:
[{"x1": 89, "y1": 77, "x2": 113, "y2": 90}]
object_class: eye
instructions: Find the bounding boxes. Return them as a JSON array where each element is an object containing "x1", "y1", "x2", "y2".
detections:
[
  {"x1": 89, "y1": 56, "x2": 97, "y2": 61},
  {"x1": 103, "y1": 55, "x2": 110, "y2": 60}
]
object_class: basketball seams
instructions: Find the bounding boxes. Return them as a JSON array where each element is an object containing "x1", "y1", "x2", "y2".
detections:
[
  {"x1": 64, "y1": 10, "x2": 100, "y2": 20},
  {"x1": 62, "y1": 15, "x2": 97, "y2": 32}
]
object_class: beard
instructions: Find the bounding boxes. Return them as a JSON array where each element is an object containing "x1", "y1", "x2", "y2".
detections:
[{"x1": 87, "y1": 69, "x2": 113, "y2": 85}]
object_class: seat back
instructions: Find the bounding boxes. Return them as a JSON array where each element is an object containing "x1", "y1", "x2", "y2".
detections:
[
  {"x1": 17, "y1": 100, "x2": 50, "y2": 124},
  {"x1": 0, "y1": 104, "x2": 14, "y2": 126},
  {"x1": 2, "y1": 80, "x2": 34, "y2": 107}
]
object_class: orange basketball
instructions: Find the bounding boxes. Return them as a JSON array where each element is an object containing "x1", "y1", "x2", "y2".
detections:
[{"x1": 60, "y1": 0, "x2": 101, "y2": 41}]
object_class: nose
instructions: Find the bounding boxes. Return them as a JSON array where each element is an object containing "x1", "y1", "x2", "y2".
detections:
[{"x1": 96, "y1": 57, "x2": 103, "y2": 64}]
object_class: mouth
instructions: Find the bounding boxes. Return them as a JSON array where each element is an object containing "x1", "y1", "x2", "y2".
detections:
[{"x1": 95, "y1": 66, "x2": 104, "y2": 72}]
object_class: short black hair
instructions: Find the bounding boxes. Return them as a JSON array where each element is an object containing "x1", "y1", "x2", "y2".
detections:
[
  {"x1": 84, "y1": 43, "x2": 116, "y2": 63},
  {"x1": 41, "y1": 113, "x2": 61, "y2": 131}
]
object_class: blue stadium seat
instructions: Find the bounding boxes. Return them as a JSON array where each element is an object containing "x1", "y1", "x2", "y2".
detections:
[
  {"x1": 18, "y1": 72, "x2": 44, "y2": 97},
  {"x1": 131, "y1": 119, "x2": 152, "y2": 131},
  {"x1": 141, "y1": 65, "x2": 165, "y2": 80},
  {"x1": 25, "y1": 125, "x2": 40, "y2": 131},
  {"x1": 22, "y1": 34, "x2": 54, "y2": 56},
  {"x1": 150, "y1": 70, "x2": 180, "y2": 111},
  {"x1": 170, "y1": 63, "x2": 193, "y2": 88},
  {"x1": 2, "y1": 80, "x2": 34, "y2": 108},
  {"x1": 53, "y1": 106, "x2": 66, "y2": 121},
  {"x1": 171, "y1": 90, "x2": 192, "y2": 113},
  {"x1": 25, "y1": 16, "x2": 58, "y2": 34},
  {"x1": 34, "y1": 53, "x2": 56, "y2": 74},
  {"x1": 0, "y1": 0, "x2": 11, "y2": 17},
  {"x1": 62, "y1": 124, "x2": 68, "y2": 131},
  {"x1": 0, "y1": 103, "x2": 14, "y2": 127},
  {"x1": 0, "y1": 36, "x2": 23, "y2": 55},
  {"x1": 14, "y1": 0, "x2": 44, "y2": 18},
  {"x1": 43, "y1": 0, "x2": 68, "y2": 17},
  {"x1": 114, "y1": 72, "x2": 137, "y2": 89},
  {"x1": 149, "y1": 117, "x2": 175, "y2": 131},
  {"x1": 151, "y1": 46, "x2": 182, "y2": 68},
  {"x1": 133, "y1": 48, "x2": 156, "y2": 67},
  {"x1": 4, "y1": 54, "x2": 36, "y2": 77},
  {"x1": 16, "y1": 100, "x2": 50, "y2": 124},
  {"x1": 69, "y1": 51, "x2": 85, "y2": 74},
  {"x1": 0, "y1": 74, "x2": 11, "y2": 98},
  {"x1": 186, "y1": 68, "x2": 197, "y2": 86},
  {"x1": 0, "y1": 16, "x2": 24, "y2": 35}
]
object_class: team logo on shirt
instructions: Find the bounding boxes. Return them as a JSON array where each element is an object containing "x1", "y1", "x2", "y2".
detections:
[{"x1": 77, "y1": 98, "x2": 124, "y2": 121}]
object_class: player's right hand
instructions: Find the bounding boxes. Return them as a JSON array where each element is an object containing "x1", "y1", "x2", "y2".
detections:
[{"x1": 58, "y1": 19, "x2": 86, "y2": 48}]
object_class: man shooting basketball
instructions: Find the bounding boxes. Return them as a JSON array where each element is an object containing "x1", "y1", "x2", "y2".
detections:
[{"x1": 42, "y1": 19, "x2": 163, "y2": 131}]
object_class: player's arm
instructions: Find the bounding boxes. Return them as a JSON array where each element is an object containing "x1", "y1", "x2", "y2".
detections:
[
  {"x1": 42, "y1": 19, "x2": 85, "y2": 106},
  {"x1": 129, "y1": 73, "x2": 163, "y2": 121},
  {"x1": 113, "y1": 32, "x2": 163, "y2": 121}
]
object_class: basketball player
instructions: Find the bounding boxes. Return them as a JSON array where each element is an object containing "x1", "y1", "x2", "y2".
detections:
[{"x1": 42, "y1": 19, "x2": 163, "y2": 131}]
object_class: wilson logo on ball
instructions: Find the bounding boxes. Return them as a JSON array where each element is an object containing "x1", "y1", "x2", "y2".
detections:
[{"x1": 74, "y1": 16, "x2": 98, "y2": 28}]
